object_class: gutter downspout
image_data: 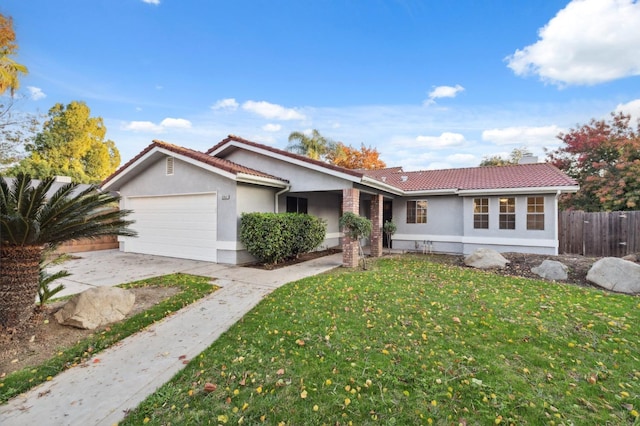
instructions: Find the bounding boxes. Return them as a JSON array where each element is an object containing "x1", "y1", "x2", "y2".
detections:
[
  {"x1": 554, "y1": 190, "x2": 561, "y2": 256},
  {"x1": 274, "y1": 185, "x2": 291, "y2": 213}
]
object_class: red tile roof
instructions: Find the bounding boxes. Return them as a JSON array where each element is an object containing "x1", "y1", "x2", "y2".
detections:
[
  {"x1": 101, "y1": 140, "x2": 289, "y2": 187},
  {"x1": 207, "y1": 135, "x2": 364, "y2": 178},
  {"x1": 364, "y1": 163, "x2": 577, "y2": 192}
]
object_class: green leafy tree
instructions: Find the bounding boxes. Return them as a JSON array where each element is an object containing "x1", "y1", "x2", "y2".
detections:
[
  {"x1": 339, "y1": 212, "x2": 372, "y2": 269},
  {"x1": 479, "y1": 147, "x2": 533, "y2": 166},
  {"x1": 547, "y1": 112, "x2": 640, "y2": 211},
  {"x1": 0, "y1": 173, "x2": 136, "y2": 328},
  {"x1": 11, "y1": 101, "x2": 121, "y2": 183},
  {"x1": 0, "y1": 13, "x2": 28, "y2": 96},
  {"x1": 287, "y1": 129, "x2": 337, "y2": 161}
]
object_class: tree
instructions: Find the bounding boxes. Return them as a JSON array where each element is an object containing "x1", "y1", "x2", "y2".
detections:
[
  {"x1": 0, "y1": 96, "x2": 40, "y2": 171},
  {"x1": 0, "y1": 173, "x2": 137, "y2": 329},
  {"x1": 383, "y1": 220, "x2": 397, "y2": 254},
  {"x1": 327, "y1": 142, "x2": 387, "y2": 170},
  {"x1": 11, "y1": 101, "x2": 121, "y2": 183},
  {"x1": 287, "y1": 129, "x2": 336, "y2": 161},
  {"x1": 0, "y1": 14, "x2": 28, "y2": 96},
  {"x1": 547, "y1": 112, "x2": 640, "y2": 211},
  {"x1": 479, "y1": 147, "x2": 533, "y2": 166}
]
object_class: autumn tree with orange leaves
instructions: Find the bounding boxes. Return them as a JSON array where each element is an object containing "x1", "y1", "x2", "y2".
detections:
[
  {"x1": 328, "y1": 142, "x2": 386, "y2": 170},
  {"x1": 547, "y1": 112, "x2": 640, "y2": 211}
]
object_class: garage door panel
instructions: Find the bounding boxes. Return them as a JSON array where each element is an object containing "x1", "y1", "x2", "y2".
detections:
[{"x1": 124, "y1": 193, "x2": 217, "y2": 262}]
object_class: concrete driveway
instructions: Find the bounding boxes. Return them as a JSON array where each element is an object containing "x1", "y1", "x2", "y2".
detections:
[{"x1": 48, "y1": 249, "x2": 235, "y2": 298}]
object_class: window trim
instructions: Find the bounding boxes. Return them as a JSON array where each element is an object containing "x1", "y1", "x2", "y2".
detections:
[
  {"x1": 526, "y1": 196, "x2": 545, "y2": 230},
  {"x1": 499, "y1": 197, "x2": 516, "y2": 230},
  {"x1": 473, "y1": 198, "x2": 489, "y2": 229},
  {"x1": 406, "y1": 200, "x2": 428, "y2": 224}
]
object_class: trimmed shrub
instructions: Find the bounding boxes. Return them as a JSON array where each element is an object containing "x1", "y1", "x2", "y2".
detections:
[{"x1": 240, "y1": 213, "x2": 326, "y2": 264}]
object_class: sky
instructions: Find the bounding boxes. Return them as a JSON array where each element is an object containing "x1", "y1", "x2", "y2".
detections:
[{"x1": 3, "y1": 0, "x2": 640, "y2": 171}]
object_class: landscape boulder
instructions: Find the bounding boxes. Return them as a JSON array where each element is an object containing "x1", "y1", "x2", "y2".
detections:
[
  {"x1": 531, "y1": 260, "x2": 569, "y2": 281},
  {"x1": 586, "y1": 257, "x2": 640, "y2": 294},
  {"x1": 54, "y1": 287, "x2": 136, "y2": 330},
  {"x1": 464, "y1": 248, "x2": 509, "y2": 269},
  {"x1": 621, "y1": 253, "x2": 638, "y2": 262}
]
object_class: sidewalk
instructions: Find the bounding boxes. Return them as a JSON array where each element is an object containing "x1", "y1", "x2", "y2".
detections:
[{"x1": 0, "y1": 252, "x2": 343, "y2": 426}]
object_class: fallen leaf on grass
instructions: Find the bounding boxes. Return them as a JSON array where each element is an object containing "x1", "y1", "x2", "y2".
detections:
[{"x1": 204, "y1": 382, "x2": 217, "y2": 392}]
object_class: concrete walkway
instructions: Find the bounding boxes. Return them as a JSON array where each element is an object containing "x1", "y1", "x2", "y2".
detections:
[{"x1": 0, "y1": 250, "x2": 343, "y2": 426}]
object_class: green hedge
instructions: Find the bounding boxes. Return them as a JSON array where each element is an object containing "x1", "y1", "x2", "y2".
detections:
[{"x1": 240, "y1": 213, "x2": 327, "y2": 264}]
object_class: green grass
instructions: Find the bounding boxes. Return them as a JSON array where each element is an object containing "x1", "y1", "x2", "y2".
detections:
[
  {"x1": 122, "y1": 256, "x2": 639, "y2": 425},
  {"x1": 0, "y1": 274, "x2": 217, "y2": 404}
]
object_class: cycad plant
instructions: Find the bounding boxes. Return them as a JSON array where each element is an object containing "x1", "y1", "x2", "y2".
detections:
[{"x1": 0, "y1": 173, "x2": 136, "y2": 329}]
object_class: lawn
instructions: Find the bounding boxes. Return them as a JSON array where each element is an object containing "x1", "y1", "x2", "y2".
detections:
[{"x1": 122, "y1": 255, "x2": 639, "y2": 425}]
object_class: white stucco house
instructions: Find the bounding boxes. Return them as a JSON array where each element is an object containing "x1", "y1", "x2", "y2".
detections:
[{"x1": 100, "y1": 135, "x2": 579, "y2": 267}]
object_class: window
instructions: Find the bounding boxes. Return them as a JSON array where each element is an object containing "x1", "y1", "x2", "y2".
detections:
[
  {"x1": 166, "y1": 157, "x2": 174, "y2": 175},
  {"x1": 406, "y1": 200, "x2": 427, "y2": 224},
  {"x1": 286, "y1": 196, "x2": 308, "y2": 214},
  {"x1": 473, "y1": 198, "x2": 489, "y2": 229},
  {"x1": 527, "y1": 196, "x2": 545, "y2": 230},
  {"x1": 499, "y1": 197, "x2": 515, "y2": 229}
]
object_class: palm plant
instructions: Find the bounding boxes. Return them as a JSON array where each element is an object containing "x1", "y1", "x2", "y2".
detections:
[
  {"x1": 0, "y1": 173, "x2": 136, "y2": 328},
  {"x1": 287, "y1": 129, "x2": 336, "y2": 161}
]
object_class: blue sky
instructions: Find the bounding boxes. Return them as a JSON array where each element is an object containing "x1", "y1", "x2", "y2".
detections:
[{"x1": 4, "y1": 0, "x2": 640, "y2": 170}]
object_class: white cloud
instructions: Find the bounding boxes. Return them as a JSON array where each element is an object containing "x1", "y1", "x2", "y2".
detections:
[
  {"x1": 506, "y1": 0, "x2": 640, "y2": 86},
  {"x1": 211, "y1": 98, "x2": 239, "y2": 111},
  {"x1": 482, "y1": 125, "x2": 563, "y2": 146},
  {"x1": 242, "y1": 100, "x2": 306, "y2": 120},
  {"x1": 446, "y1": 153, "x2": 477, "y2": 167},
  {"x1": 424, "y1": 84, "x2": 464, "y2": 105},
  {"x1": 142, "y1": 0, "x2": 160, "y2": 5},
  {"x1": 122, "y1": 121, "x2": 163, "y2": 133},
  {"x1": 414, "y1": 132, "x2": 466, "y2": 149},
  {"x1": 615, "y1": 99, "x2": 640, "y2": 125},
  {"x1": 262, "y1": 123, "x2": 282, "y2": 132},
  {"x1": 122, "y1": 117, "x2": 191, "y2": 133},
  {"x1": 27, "y1": 86, "x2": 46, "y2": 100},
  {"x1": 160, "y1": 117, "x2": 192, "y2": 129}
]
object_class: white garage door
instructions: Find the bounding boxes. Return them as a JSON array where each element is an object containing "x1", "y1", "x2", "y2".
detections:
[{"x1": 124, "y1": 193, "x2": 217, "y2": 262}]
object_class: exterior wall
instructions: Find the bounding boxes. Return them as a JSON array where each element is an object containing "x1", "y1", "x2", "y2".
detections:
[
  {"x1": 392, "y1": 195, "x2": 464, "y2": 254},
  {"x1": 461, "y1": 194, "x2": 558, "y2": 255},
  {"x1": 224, "y1": 183, "x2": 279, "y2": 264},
  {"x1": 225, "y1": 150, "x2": 353, "y2": 192},
  {"x1": 390, "y1": 193, "x2": 559, "y2": 255},
  {"x1": 117, "y1": 156, "x2": 240, "y2": 262},
  {"x1": 277, "y1": 191, "x2": 342, "y2": 249}
]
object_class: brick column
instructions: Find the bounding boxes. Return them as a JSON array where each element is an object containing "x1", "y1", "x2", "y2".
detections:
[
  {"x1": 342, "y1": 188, "x2": 360, "y2": 268},
  {"x1": 370, "y1": 194, "x2": 383, "y2": 258}
]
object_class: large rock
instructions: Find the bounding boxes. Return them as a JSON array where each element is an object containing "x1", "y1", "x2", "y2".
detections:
[
  {"x1": 54, "y1": 287, "x2": 135, "y2": 330},
  {"x1": 531, "y1": 260, "x2": 568, "y2": 281},
  {"x1": 586, "y1": 257, "x2": 640, "y2": 294},
  {"x1": 464, "y1": 248, "x2": 509, "y2": 269}
]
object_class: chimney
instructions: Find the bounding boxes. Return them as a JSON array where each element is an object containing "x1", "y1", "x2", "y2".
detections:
[{"x1": 518, "y1": 155, "x2": 538, "y2": 165}]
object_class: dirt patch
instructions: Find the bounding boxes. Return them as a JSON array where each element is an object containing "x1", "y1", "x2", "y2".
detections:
[
  {"x1": 420, "y1": 252, "x2": 602, "y2": 288},
  {"x1": 0, "y1": 285, "x2": 180, "y2": 377},
  {"x1": 245, "y1": 248, "x2": 341, "y2": 270}
]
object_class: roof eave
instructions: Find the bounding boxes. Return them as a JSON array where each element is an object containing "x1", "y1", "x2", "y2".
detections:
[
  {"x1": 457, "y1": 185, "x2": 580, "y2": 196},
  {"x1": 236, "y1": 173, "x2": 289, "y2": 188},
  {"x1": 360, "y1": 176, "x2": 404, "y2": 195}
]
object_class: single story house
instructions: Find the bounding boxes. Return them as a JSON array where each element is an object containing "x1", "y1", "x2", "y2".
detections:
[{"x1": 100, "y1": 135, "x2": 578, "y2": 267}]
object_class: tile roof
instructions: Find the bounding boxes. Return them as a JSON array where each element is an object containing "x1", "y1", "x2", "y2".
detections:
[
  {"x1": 364, "y1": 163, "x2": 577, "y2": 192},
  {"x1": 101, "y1": 140, "x2": 289, "y2": 187},
  {"x1": 207, "y1": 135, "x2": 364, "y2": 178}
]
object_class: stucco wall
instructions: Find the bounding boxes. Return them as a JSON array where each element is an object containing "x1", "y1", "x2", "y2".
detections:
[
  {"x1": 225, "y1": 150, "x2": 353, "y2": 192},
  {"x1": 389, "y1": 193, "x2": 559, "y2": 255}
]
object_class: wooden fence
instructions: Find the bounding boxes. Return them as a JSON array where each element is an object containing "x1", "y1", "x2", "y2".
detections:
[
  {"x1": 558, "y1": 211, "x2": 640, "y2": 257},
  {"x1": 55, "y1": 235, "x2": 119, "y2": 254}
]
